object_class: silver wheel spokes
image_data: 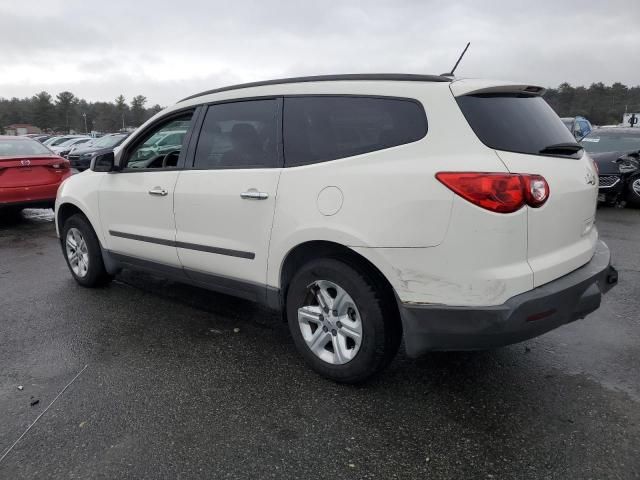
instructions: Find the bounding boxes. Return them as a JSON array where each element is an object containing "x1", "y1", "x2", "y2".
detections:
[
  {"x1": 632, "y1": 179, "x2": 640, "y2": 196},
  {"x1": 65, "y1": 228, "x2": 89, "y2": 278},
  {"x1": 297, "y1": 280, "x2": 363, "y2": 365}
]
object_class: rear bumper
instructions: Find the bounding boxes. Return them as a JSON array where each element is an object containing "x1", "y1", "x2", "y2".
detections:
[
  {"x1": 0, "y1": 182, "x2": 63, "y2": 208},
  {"x1": 399, "y1": 241, "x2": 617, "y2": 357}
]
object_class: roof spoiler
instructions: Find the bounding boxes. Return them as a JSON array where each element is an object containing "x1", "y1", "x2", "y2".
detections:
[{"x1": 450, "y1": 82, "x2": 546, "y2": 97}]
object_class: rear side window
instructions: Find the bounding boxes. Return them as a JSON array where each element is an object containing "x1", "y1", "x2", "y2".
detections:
[
  {"x1": 283, "y1": 96, "x2": 427, "y2": 166},
  {"x1": 457, "y1": 94, "x2": 579, "y2": 157},
  {"x1": 194, "y1": 99, "x2": 279, "y2": 170}
]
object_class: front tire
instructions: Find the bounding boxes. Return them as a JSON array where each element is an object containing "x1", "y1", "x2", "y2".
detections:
[
  {"x1": 286, "y1": 258, "x2": 401, "y2": 383},
  {"x1": 61, "y1": 214, "x2": 112, "y2": 287},
  {"x1": 626, "y1": 174, "x2": 640, "y2": 208}
]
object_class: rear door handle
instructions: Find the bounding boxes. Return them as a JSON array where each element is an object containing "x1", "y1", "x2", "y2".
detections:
[
  {"x1": 240, "y1": 189, "x2": 269, "y2": 200},
  {"x1": 148, "y1": 187, "x2": 168, "y2": 196}
]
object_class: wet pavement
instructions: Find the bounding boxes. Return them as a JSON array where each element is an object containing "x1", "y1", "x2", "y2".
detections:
[{"x1": 0, "y1": 207, "x2": 639, "y2": 479}]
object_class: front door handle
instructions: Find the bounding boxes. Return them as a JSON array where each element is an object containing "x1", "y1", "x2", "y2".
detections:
[
  {"x1": 148, "y1": 187, "x2": 168, "y2": 196},
  {"x1": 240, "y1": 189, "x2": 269, "y2": 200}
]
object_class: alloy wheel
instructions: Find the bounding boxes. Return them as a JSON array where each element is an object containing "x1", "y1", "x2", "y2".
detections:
[
  {"x1": 65, "y1": 227, "x2": 89, "y2": 278},
  {"x1": 297, "y1": 280, "x2": 363, "y2": 365}
]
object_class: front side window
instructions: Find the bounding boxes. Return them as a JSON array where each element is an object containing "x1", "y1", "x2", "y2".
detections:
[
  {"x1": 125, "y1": 113, "x2": 193, "y2": 169},
  {"x1": 193, "y1": 99, "x2": 278, "y2": 170},
  {"x1": 283, "y1": 96, "x2": 427, "y2": 166},
  {"x1": 578, "y1": 120, "x2": 590, "y2": 137}
]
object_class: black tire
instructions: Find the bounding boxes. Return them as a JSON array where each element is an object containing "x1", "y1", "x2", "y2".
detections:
[
  {"x1": 625, "y1": 174, "x2": 640, "y2": 208},
  {"x1": 61, "y1": 214, "x2": 112, "y2": 287},
  {"x1": 286, "y1": 257, "x2": 401, "y2": 383}
]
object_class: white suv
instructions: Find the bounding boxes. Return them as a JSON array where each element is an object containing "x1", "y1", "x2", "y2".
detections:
[{"x1": 55, "y1": 74, "x2": 618, "y2": 383}]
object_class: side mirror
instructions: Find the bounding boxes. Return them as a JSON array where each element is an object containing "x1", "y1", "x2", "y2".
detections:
[{"x1": 90, "y1": 151, "x2": 116, "y2": 172}]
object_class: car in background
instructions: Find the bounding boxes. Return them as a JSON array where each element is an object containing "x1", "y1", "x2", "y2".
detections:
[
  {"x1": 50, "y1": 136, "x2": 94, "y2": 156},
  {"x1": 0, "y1": 136, "x2": 71, "y2": 213},
  {"x1": 561, "y1": 116, "x2": 592, "y2": 139},
  {"x1": 20, "y1": 134, "x2": 51, "y2": 143},
  {"x1": 67, "y1": 133, "x2": 129, "y2": 171},
  {"x1": 581, "y1": 127, "x2": 640, "y2": 207},
  {"x1": 43, "y1": 135, "x2": 87, "y2": 148}
]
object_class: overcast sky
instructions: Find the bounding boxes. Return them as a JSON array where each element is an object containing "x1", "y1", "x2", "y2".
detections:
[{"x1": 1, "y1": 0, "x2": 638, "y2": 106}]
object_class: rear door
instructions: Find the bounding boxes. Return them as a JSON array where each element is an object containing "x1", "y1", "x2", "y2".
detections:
[
  {"x1": 173, "y1": 98, "x2": 282, "y2": 299},
  {"x1": 453, "y1": 85, "x2": 599, "y2": 287}
]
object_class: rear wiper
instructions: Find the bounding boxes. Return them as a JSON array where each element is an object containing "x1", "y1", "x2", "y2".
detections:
[{"x1": 539, "y1": 143, "x2": 584, "y2": 155}]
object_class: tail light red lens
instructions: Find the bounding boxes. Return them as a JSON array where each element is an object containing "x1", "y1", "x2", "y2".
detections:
[{"x1": 436, "y1": 172, "x2": 549, "y2": 213}]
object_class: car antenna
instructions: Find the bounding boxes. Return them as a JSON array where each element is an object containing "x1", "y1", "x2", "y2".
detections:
[{"x1": 441, "y1": 42, "x2": 471, "y2": 77}]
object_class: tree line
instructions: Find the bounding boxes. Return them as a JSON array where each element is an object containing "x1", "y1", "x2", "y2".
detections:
[
  {"x1": 2, "y1": 82, "x2": 640, "y2": 134},
  {"x1": 0, "y1": 92, "x2": 163, "y2": 134},
  {"x1": 542, "y1": 82, "x2": 640, "y2": 126}
]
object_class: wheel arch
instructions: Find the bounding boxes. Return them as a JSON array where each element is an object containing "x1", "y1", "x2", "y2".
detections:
[
  {"x1": 56, "y1": 201, "x2": 119, "y2": 275},
  {"x1": 57, "y1": 202, "x2": 88, "y2": 232},
  {"x1": 278, "y1": 240, "x2": 401, "y2": 328}
]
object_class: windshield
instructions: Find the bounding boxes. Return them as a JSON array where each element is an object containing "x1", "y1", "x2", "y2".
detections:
[
  {"x1": 0, "y1": 138, "x2": 53, "y2": 156},
  {"x1": 92, "y1": 135, "x2": 126, "y2": 148},
  {"x1": 581, "y1": 131, "x2": 640, "y2": 154},
  {"x1": 456, "y1": 94, "x2": 579, "y2": 157}
]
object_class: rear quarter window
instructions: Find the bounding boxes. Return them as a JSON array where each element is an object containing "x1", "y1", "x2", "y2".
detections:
[
  {"x1": 283, "y1": 96, "x2": 427, "y2": 166},
  {"x1": 456, "y1": 94, "x2": 579, "y2": 157}
]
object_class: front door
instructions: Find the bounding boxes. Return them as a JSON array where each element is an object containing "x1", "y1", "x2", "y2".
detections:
[
  {"x1": 99, "y1": 111, "x2": 196, "y2": 267},
  {"x1": 173, "y1": 99, "x2": 282, "y2": 297}
]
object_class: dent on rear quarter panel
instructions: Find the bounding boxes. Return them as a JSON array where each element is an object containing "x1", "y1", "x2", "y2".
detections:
[{"x1": 351, "y1": 195, "x2": 534, "y2": 307}]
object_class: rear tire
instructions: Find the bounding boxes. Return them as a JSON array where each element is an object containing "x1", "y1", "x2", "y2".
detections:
[
  {"x1": 61, "y1": 214, "x2": 112, "y2": 287},
  {"x1": 286, "y1": 258, "x2": 401, "y2": 383},
  {"x1": 626, "y1": 174, "x2": 640, "y2": 208}
]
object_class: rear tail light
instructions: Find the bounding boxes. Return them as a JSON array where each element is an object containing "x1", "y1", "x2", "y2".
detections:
[
  {"x1": 522, "y1": 174, "x2": 549, "y2": 208},
  {"x1": 436, "y1": 172, "x2": 549, "y2": 213},
  {"x1": 50, "y1": 159, "x2": 71, "y2": 170}
]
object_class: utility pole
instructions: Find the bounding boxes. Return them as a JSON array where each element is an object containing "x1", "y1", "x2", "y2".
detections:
[{"x1": 82, "y1": 113, "x2": 88, "y2": 134}]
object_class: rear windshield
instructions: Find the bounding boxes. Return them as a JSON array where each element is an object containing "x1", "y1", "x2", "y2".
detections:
[
  {"x1": 0, "y1": 139, "x2": 52, "y2": 156},
  {"x1": 457, "y1": 94, "x2": 580, "y2": 157}
]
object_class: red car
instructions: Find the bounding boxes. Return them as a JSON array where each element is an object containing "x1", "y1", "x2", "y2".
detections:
[{"x1": 0, "y1": 135, "x2": 71, "y2": 212}]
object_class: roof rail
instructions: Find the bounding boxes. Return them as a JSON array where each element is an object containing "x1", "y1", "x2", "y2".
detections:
[{"x1": 178, "y1": 73, "x2": 452, "y2": 102}]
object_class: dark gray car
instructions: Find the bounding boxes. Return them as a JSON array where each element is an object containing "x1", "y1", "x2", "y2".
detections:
[{"x1": 67, "y1": 133, "x2": 129, "y2": 170}]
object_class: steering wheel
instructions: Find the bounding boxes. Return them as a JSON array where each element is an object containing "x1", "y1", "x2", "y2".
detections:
[{"x1": 161, "y1": 150, "x2": 181, "y2": 168}]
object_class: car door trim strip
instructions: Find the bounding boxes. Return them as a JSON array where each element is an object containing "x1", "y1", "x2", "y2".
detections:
[{"x1": 108, "y1": 230, "x2": 256, "y2": 259}]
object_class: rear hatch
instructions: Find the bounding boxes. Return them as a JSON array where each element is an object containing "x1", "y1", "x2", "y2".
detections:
[
  {"x1": 0, "y1": 156, "x2": 69, "y2": 188},
  {"x1": 451, "y1": 81, "x2": 599, "y2": 287}
]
